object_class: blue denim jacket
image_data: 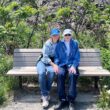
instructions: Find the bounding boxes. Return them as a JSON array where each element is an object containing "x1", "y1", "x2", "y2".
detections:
[
  {"x1": 41, "y1": 39, "x2": 57, "y2": 64},
  {"x1": 54, "y1": 39, "x2": 80, "y2": 68}
]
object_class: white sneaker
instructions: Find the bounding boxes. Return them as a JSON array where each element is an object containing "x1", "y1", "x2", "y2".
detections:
[
  {"x1": 41, "y1": 95, "x2": 50, "y2": 102},
  {"x1": 41, "y1": 96, "x2": 49, "y2": 108},
  {"x1": 47, "y1": 95, "x2": 50, "y2": 101}
]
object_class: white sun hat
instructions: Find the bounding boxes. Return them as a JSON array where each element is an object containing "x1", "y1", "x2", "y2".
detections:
[{"x1": 62, "y1": 29, "x2": 72, "y2": 37}]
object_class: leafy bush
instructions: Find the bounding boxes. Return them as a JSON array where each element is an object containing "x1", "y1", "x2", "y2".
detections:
[
  {"x1": 0, "y1": 55, "x2": 13, "y2": 74},
  {"x1": 77, "y1": 32, "x2": 99, "y2": 48},
  {"x1": 100, "y1": 48, "x2": 110, "y2": 71},
  {"x1": 57, "y1": 7, "x2": 72, "y2": 18},
  {"x1": 99, "y1": 47, "x2": 110, "y2": 98},
  {"x1": 0, "y1": 55, "x2": 18, "y2": 105},
  {"x1": 98, "y1": 38, "x2": 110, "y2": 109},
  {"x1": 97, "y1": 86, "x2": 110, "y2": 110}
]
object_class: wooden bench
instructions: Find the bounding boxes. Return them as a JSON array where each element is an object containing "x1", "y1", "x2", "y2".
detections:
[{"x1": 7, "y1": 48, "x2": 110, "y2": 88}]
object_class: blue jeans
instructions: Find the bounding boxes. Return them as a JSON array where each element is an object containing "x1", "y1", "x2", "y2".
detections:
[
  {"x1": 36, "y1": 61, "x2": 55, "y2": 96},
  {"x1": 57, "y1": 66, "x2": 79, "y2": 103}
]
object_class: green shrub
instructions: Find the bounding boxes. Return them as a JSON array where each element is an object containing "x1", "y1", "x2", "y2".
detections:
[
  {"x1": 97, "y1": 86, "x2": 110, "y2": 110},
  {"x1": 77, "y1": 32, "x2": 99, "y2": 48},
  {"x1": 98, "y1": 46, "x2": 110, "y2": 109},
  {"x1": 100, "y1": 48, "x2": 110, "y2": 71},
  {"x1": 99, "y1": 47, "x2": 110, "y2": 94},
  {"x1": 0, "y1": 55, "x2": 18, "y2": 105},
  {"x1": 0, "y1": 55, "x2": 13, "y2": 74}
]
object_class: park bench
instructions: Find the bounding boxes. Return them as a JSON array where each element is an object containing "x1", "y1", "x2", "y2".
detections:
[{"x1": 7, "y1": 48, "x2": 110, "y2": 88}]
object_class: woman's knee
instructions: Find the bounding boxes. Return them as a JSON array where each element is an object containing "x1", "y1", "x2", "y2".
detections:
[
  {"x1": 69, "y1": 73, "x2": 78, "y2": 78},
  {"x1": 57, "y1": 72, "x2": 65, "y2": 79},
  {"x1": 36, "y1": 61, "x2": 46, "y2": 74},
  {"x1": 47, "y1": 72, "x2": 55, "y2": 79}
]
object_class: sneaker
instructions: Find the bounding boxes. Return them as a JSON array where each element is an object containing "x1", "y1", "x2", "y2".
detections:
[
  {"x1": 47, "y1": 95, "x2": 50, "y2": 101},
  {"x1": 54, "y1": 101, "x2": 69, "y2": 110},
  {"x1": 69, "y1": 102, "x2": 75, "y2": 110},
  {"x1": 41, "y1": 95, "x2": 50, "y2": 102},
  {"x1": 41, "y1": 96, "x2": 49, "y2": 109}
]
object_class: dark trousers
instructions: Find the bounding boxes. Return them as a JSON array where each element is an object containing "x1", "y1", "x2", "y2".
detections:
[{"x1": 57, "y1": 66, "x2": 79, "y2": 103}]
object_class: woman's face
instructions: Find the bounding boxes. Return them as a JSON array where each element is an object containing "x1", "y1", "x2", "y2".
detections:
[
  {"x1": 64, "y1": 34, "x2": 71, "y2": 42},
  {"x1": 51, "y1": 35, "x2": 60, "y2": 43}
]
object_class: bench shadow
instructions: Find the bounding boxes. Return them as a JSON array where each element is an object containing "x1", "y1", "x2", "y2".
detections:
[{"x1": 13, "y1": 84, "x2": 99, "y2": 110}]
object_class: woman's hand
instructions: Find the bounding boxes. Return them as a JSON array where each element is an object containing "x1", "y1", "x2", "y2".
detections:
[
  {"x1": 68, "y1": 66, "x2": 76, "y2": 74},
  {"x1": 50, "y1": 61, "x2": 59, "y2": 73},
  {"x1": 53, "y1": 64, "x2": 59, "y2": 73}
]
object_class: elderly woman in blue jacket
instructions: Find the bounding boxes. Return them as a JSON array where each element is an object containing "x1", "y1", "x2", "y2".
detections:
[
  {"x1": 54, "y1": 29, "x2": 80, "y2": 110},
  {"x1": 37, "y1": 28, "x2": 60, "y2": 109}
]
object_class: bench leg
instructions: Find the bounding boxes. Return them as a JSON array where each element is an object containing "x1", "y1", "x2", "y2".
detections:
[
  {"x1": 94, "y1": 76, "x2": 99, "y2": 90},
  {"x1": 19, "y1": 76, "x2": 23, "y2": 89}
]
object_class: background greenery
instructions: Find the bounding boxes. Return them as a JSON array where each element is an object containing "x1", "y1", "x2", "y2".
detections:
[{"x1": 0, "y1": 0, "x2": 110, "y2": 107}]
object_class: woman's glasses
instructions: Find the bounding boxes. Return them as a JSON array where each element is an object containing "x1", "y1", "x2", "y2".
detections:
[{"x1": 65, "y1": 34, "x2": 71, "y2": 36}]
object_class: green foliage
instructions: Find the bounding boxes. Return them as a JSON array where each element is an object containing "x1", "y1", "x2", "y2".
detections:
[
  {"x1": 0, "y1": 75, "x2": 19, "y2": 105},
  {"x1": 14, "y1": 5, "x2": 37, "y2": 18},
  {"x1": 101, "y1": 48, "x2": 110, "y2": 71},
  {"x1": 77, "y1": 32, "x2": 99, "y2": 48},
  {"x1": 6, "y1": 1, "x2": 19, "y2": 11},
  {"x1": 0, "y1": 25, "x2": 6, "y2": 40},
  {"x1": 0, "y1": 6, "x2": 10, "y2": 20},
  {"x1": 0, "y1": 55, "x2": 18, "y2": 105},
  {"x1": 97, "y1": 86, "x2": 110, "y2": 110},
  {"x1": 0, "y1": 1, "x2": 39, "y2": 51},
  {"x1": 57, "y1": 7, "x2": 72, "y2": 18},
  {"x1": 0, "y1": 56, "x2": 12, "y2": 74},
  {"x1": 0, "y1": 0, "x2": 110, "y2": 50},
  {"x1": 15, "y1": 21, "x2": 33, "y2": 47}
]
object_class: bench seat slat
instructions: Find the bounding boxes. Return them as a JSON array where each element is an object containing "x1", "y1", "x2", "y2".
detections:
[
  {"x1": 14, "y1": 49, "x2": 100, "y2": 52},
  {"x1": 7, "y1": 66, "x2": 110, "y2": 76},
  {"x1": 14, "y1": 49, "x2": 42, "y2": 52}
]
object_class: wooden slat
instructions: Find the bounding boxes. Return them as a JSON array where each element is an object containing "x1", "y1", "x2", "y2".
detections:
[
  {"x1": 7, "y1": 66, "x2": 110, "y2": 76},
  {"x1": 80, "y1": 58, "x2": 100, "y2": 62},
  {"x1": 14, "y1": 49, "x2": 42, "y2": 52},
  {"x1": 80, "y1": 52, "x2": 100, "y2": 56},
  {"x1": 14, "y1": 52, "x2": 100, "y2": 57},
  {"x1": 13, "y1": 61, "x2": 101, "y2": 67},
  {"x1": 14, "y1": 56, "x2": 39, "y2": 62},
  {"x1": 79, "y1": 62, "x2": 101, "y2": 66},
  {"x1": 14, "y1": 52, "x2": 41, "y2": 57},
  {"x1": 14, "y1": 48, "x2": 100, "y2": 53},
  {"x1": 13, "y1": 57, "x2": 100, "y2": 62},
  {"x1": 80, "y1": 49, "x2": 100, "y2": 52},
  {"x1": 14, "y1": 62, "x2": 36, "y2": 67}
]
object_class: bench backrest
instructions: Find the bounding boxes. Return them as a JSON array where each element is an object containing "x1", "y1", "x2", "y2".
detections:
[{"x1": 13, "y1": 49, "x2": 101, "y2": 67}]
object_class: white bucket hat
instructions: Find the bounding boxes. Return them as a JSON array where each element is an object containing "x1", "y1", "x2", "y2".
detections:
[{"x1": 62, "y1": 29, "x2": 72, "y2": 37}]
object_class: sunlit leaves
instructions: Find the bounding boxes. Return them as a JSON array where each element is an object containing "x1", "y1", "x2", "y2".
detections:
[{"x1": 57, "y1": 7, "x2": 72, "y2": 18}]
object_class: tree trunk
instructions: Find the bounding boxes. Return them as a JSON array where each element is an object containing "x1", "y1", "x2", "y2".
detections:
[{"x1": 27, "y1": 27, "x2": 35, "y2": 48}]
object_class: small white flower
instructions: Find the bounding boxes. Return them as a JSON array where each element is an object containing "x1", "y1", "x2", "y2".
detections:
[
  {"x1": 107, "y1": 90, "x2": 110, "y2": 95},
  {"x1": 104, "y1": 85, "x2": 108, "y2": 89}
]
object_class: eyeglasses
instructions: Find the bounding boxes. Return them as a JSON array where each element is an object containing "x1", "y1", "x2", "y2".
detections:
[{"x1": 64, "y1": 34, "x2": 71, "y2": 36}]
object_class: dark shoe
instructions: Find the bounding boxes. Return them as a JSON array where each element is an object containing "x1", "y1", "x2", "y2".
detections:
[
  {"x1": 69, "y1": 102, "x2": 75, "y2": 110},
  {"x1": 54, "y1": 101, "x2": 69, "y2": 110}
]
